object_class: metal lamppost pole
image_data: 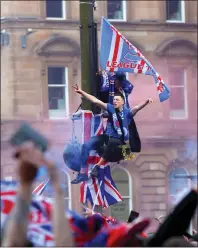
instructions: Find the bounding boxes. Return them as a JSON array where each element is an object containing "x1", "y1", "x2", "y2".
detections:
[
  {"x1": 79, "y1": 0, "x2": 102, "y2": 213},
  {"x1": 79, "y1": 0, "x2": 98, "y2": 111}
]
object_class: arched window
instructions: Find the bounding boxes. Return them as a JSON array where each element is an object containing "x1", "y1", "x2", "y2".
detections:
[
  {"x1": 109, "y1": 167, "x2": 132, "y2": 221},
  {"x1": 59, "y1": 169, "x2": 72, "y2": 210},
  {"x1": 168, "y1": 167, "x2": 190, "y2": 207},
  {"x1": 42, "y1": 169, "x2": 72, "y2": 210}
]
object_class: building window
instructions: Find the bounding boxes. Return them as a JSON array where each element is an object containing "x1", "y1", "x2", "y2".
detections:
[
  {"x1": 168, "y1": 167, "x2": 190, "y2": 207},
  {"x1": 46, "y1": 0, "x2": 66, "y2": 19},
  {"x1": 107, "y1": 0, "x2": 126, "y2": 21},
  {"x1": 166, "y1": 0, "x2": 185, "y2": 22},
  {"x1": 110, "y1": 167, "x2": 132, "y2": 221},
  {"x1": 42, "y1": 170, "x2": 72, "y2": 209},
  {"x1": 5, "y1": 176, "x2": 13, "y2": 181},
  {"x1": 59, "y1": 170, "x2": 72, "y2": 209},
  {"x1": 48, "y1": 66, "x2": 69, "y2": 119},
  {"x1": 169, "y1": 67, "x2": 188, "y2": 119}
]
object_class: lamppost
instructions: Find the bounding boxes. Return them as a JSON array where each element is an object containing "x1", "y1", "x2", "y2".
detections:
[
  {"x1": 79, "y1": 0, "x2": 99, "y2": 112},
  {"x1": 79, "y1": 0, "x2": 102, "y2": 213}
]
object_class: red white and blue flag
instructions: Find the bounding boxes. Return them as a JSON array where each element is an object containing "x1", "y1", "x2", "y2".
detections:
[
  {"x1": 1, "y1": 181, "x2": 54, "y2": 246},
  {"x1": 67, "y1": 210, "x2": 150, "y2": 247},
  {"x1": 80, "y1": 111, "x2": 122, "y2": 208},
  {"x1": 1, "y1": 181, "x2": 149, "y2": 247},
  {"x1": 100, "y1": 17, "x2": 170, "y2": 102},
  {"x1": 32, "y1": 179, "x2": 50, "y2": 196}
]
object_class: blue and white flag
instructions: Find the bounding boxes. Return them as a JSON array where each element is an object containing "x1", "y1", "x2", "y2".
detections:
[{"x1": 100, "y1": 17, "x2": 170, "y2": 102}]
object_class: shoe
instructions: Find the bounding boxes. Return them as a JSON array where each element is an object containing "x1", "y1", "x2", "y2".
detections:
[
  {"x1": 90, "y1": 165, "x2": 99, "y2": 177},
  {"x1": 71, "y1": 173, "x2": 89, "y2": 184}
]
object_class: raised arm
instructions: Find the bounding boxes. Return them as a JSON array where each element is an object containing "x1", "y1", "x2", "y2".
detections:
[
  {"x1": 72, "y1": 84, "x2": 107, "y2": 110},
  {"x1": 2, "y1": 182, "x2": 33, "y2": 246},
  {"x1": 131, "y1": 98, "x2": 154, "y2": 117},
  {"x1": 2, "y1": 143, "x2": 42, "y2": 247},
  {"x1": 44, "y1": 160, "x2": 74, "y2": 247}
]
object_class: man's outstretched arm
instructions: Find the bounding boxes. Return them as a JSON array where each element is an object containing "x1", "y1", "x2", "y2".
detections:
[
  {"x1": 73, "y1": 84, "x2": 107, "y2": 110},
  {"x1": 131, "y1": 98, "x2": 154, "y2": 117}
]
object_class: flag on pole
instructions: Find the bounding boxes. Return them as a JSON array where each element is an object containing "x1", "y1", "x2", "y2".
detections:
[
  {"x1": 32, "y1": 179, "x2": 50, "y2": 196},
  {"x1": 100, "y1": 17, "x2": 170, "y2": 102}
]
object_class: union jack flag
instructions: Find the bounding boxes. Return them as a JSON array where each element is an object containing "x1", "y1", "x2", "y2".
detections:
[
  {"x1": 80, "y1": 111, "x2": 122, "y2": 208},
  {"x1": 1, "y1": 181, "x2": 150, "y2": 247},
  {"x1": 1, "y1": 181, "x2": 54, "y2": 246},
  {"x1": 100, "y1": 17, "x2": 170, "y2": 102},
  {"x1": 67, "y1": 210, "x2": 150, "y2": 247}
]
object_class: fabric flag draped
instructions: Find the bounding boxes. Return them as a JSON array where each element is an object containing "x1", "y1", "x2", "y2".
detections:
[
  {"x1": 80, "y1": 111, "x2": 122, "y2": 208},
  {"x1": 100, "y1": 17, "x2": 170, "y2": 102},
  {"x1": 67, "y1": 210, "x2": 150, "y2": 247},
  {"x1": 1, "y1": 180, "x2": 54, "y2": 246},
  {"x1": 1, "y1": 180, "x2": 150, "y2": 247}
]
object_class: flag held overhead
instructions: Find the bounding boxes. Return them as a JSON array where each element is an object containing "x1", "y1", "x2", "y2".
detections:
[{"x1": 100, "y1": 17, "x2": 170, "y2": 102}]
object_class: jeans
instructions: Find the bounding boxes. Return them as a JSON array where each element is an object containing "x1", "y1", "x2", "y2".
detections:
[
  {"x1": 81, "y1": 135, "x2": 107, "y2": 170},
  {"x1": 80, "y1": 134, "x2": 123, "y2": 170}
]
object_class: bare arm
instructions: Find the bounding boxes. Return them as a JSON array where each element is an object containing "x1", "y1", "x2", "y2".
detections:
[
  {"x1": 131, "y1": 98, "x2": 154, "y2": 117},
  {"x1": 81, "y1": 90, "x2": 107, "y2": 110},
  {"x1": 2, "y1": 183, "x2": 32, "y2": 246},
  {"x1": 73, "y1": 85, "x2": 107, "y2": 110},
  {"x1": 2, "y1": 143, "x2": 45, "y2": 247},
  {"x1": 46, "y1": 163, "x2": 74, "y2": 247}
]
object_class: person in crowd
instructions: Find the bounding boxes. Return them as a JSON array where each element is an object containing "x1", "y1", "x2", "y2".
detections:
[
  {"x1": 2, "y1": 142, "x2": 73, "y2": 247},
  {"x1": 1, "y1": 125, "x2": 198, "y2": 247}
]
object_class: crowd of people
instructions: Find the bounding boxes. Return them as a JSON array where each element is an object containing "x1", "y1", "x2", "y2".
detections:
[{"x1": 1, "y1": 141, "x2": 197, "y2": 247}]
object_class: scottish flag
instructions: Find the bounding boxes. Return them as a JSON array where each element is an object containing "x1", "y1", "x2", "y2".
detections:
[{"x1": 100, "y1": 17, "x2": 170, "y2": 102}]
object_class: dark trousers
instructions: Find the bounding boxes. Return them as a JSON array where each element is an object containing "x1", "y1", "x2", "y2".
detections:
[{"x1": 80, "y1": 134, "x2": 123, "y2": 170}]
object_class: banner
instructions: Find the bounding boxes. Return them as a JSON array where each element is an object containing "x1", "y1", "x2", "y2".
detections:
[{"x1": 100, "y1": 17, "x2": 170, "y2": 102}]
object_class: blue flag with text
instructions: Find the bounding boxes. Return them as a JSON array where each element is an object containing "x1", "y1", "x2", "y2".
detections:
[{"x1": 100, "y1": 17, "x2": 170, "y2": 102}]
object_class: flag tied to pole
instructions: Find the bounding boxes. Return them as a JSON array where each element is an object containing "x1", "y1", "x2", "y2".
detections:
[{"x1": 100, "y1": 17, "x2": 170, "y2": 102}]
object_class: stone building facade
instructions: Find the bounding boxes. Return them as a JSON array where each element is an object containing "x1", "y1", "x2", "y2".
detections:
[{"x1": 1, "y1": 0, "x2": 197, "y2": 227}]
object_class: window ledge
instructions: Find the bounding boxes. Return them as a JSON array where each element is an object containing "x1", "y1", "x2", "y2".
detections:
[
  {"x1": 99, "y1": 20, "x2": 197, "y2": 27},
  {"x1": 48, "y1": 118, "x2": 70, "y2": 121},
  {"x1": 166, "y1": 20, "x2": 185, "y2": 23},
  {"x1": 1, "y1": 17, "x2": 79, "y2": 25},
  {"x1": 108, "y1": 19, "x2": 127, "y2": 22},
  {"x1": 1, "y1": 18, "x2": 197, "y2": 32},
  {"x1": 169, "y1": 116, "x2": 188, "y2": 120},
  {"x1": 46, "y1": 17, "x2": 67, "y2": 21}
]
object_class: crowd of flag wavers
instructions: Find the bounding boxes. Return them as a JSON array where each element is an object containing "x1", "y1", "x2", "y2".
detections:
[
  {"x1": 1, "y1": 16, "x2": 195, "y2": 247},
  {"x1": 1, "y1": 139, "x2": 197, "y2": 246},
  {"x1": 1, "y1": 71, "x2": 197, "y2": 246}
]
